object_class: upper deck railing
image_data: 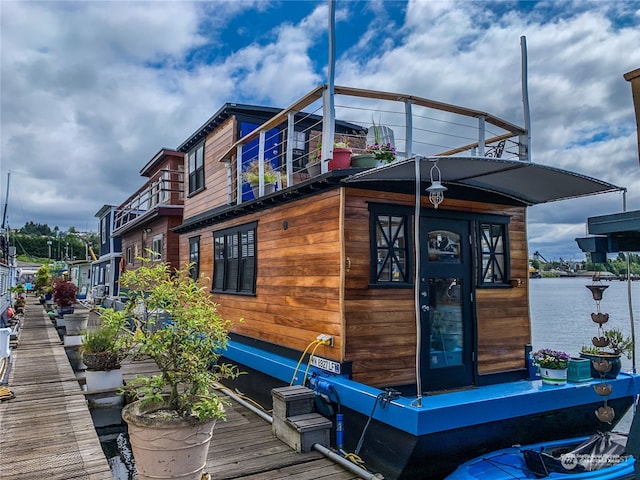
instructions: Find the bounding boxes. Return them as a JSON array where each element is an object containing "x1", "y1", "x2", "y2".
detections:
[
  {"x1": 113, "y1": 168, "x2": 184, "y2": 232},
  {"x1": 219, "y1": 84, "x2": 528, "y2": 204}
]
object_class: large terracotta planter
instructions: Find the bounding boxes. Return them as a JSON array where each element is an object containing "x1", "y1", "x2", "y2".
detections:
[{"x1": 122, "y1": 399, "x2": 216, "y2": 480}]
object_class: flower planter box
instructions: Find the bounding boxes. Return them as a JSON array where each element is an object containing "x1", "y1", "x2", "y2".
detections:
[{"x1": 567, "y1": 357, "x2": 591, "y2": 382}]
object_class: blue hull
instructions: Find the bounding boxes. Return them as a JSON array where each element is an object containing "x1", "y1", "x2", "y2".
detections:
[
  {"x1": 446, "y1": 436, "x2": 635, "y2": 479},
  {"x1": 222, "y1": 337, "x2": 640, "y2": 479}
]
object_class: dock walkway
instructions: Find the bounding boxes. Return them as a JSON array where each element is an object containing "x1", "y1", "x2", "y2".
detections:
[
  {"x1": 1, "y1": 299, "x2": 364, "y2": 480},
  {"x1": 0, "y1": 298, "x2": 112, "y2": 480}
]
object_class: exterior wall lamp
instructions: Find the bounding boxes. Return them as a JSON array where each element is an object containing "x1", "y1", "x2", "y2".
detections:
[{"x1": 426, "y1": 158, "x2": 447, "y2": 209}]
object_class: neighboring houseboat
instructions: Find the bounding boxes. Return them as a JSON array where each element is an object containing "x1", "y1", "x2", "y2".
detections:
[
  {"x1": 68, "y1": 259, "x2": 92, "y2": 300},
  {"x1": 90, "y1": 205, "x2": 122, "y2": 303},
  {"x1": 162, "y1": 84, "x2": 639, "y2": 479},
  {"x1": 112, "y1": 148, "x2": 185, "y2": 275}
]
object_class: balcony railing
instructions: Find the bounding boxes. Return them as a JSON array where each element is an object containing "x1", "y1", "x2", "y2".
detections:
[
  {"x1": 113, "y1": 168, "x2": 184, "y2": 232},
  {"x1": 219, "y1": 84, "x2": 527, "y2": 204}
]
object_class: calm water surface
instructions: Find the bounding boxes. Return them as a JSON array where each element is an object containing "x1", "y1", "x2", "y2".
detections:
[{"x1": 530, "y1": 277, "x2": 640, "y2": 374}]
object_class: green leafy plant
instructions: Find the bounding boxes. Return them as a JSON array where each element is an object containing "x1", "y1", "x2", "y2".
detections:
[
  {"x1": 35, "y1": 265, "x2": 51, "y2": 295},
  {"x1": 243, "y1": 160, "x2": 278, "y2": 185},
  {"x1": 581, "y1": 328, "x2": 634, "y2": 360},
  {"x1": 81, "y1": 309, "x2": 129, "y2": 370},
  {"x1": 118, "y1": 259, "x2": 241, "y2": 421},
  {"x1": 367, "y1": 119, "x2": 396, "y2": 163}
]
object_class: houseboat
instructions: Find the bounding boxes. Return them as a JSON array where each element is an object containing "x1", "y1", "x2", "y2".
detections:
[{"x1": 109, "y1": 84, "x2": 639, "y2": 479}]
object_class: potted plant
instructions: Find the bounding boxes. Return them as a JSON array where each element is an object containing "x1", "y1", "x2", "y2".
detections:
[
  {"x1": 580, "y1": 328, "x2": 633, "y2": 379},
  {"x1": 243, "y1": 159, "x2": 278, "y2": 198},
  {"x1": 81, "y1": 308, "x2": 129, "y2": 406},
  {"x1": 119, "y1": 259, "x2": 241, "y2": 480},
  {"x1": 306, "y1": 141, "x2": 322, "y2": 176},
  {"x1": 35, "y1": 265, "x2": 52, "y2": 305},
  {"x1": 532, "y1": 348, "x2": 571, "y2": 385},
  {"x1": 328, "y1": 137, "x2": 352, "y2": 170},
  {"x1": 53, "y1": 277, "x2": 77, "y2": 316}
]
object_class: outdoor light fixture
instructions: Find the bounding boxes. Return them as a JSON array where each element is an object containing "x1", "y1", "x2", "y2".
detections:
[{"x1": 426, "y1": 158, "x2": 447, "y2": 209}]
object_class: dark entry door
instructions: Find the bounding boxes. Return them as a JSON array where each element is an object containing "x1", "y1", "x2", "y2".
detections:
[{"x1": 419, "y1": 217, "x2": 474, "y2": 391}]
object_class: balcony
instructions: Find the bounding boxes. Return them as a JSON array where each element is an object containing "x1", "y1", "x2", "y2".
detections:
[
  {"x1": 220, "y1": 84, "x2": 527, "y2": 204},
  {"x1": 113, "y1": 168, "x2": 184, "y2": 233}
]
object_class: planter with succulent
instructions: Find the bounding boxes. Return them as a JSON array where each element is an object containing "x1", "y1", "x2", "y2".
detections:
[
  {"x1": 244, "y1": 159, "x2": 278, "y2": 198},
  {"x1": 118, "y1": 259, "x2": 241, "y2": 480},
  {"x1": 81, "y1": 308, "x2": 129, "y2": 406},
  {"x1": 580, "y1": 328, "x2": 633, "y2": 379},
  {"x1": 328, "y1": 137, "x2": 352, "y2": 170}
]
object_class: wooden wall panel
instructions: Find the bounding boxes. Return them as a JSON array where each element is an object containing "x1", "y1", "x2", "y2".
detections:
[
  {"x1": 179, "y1": 190, "x2": 345, "y2": 360},
  {"x1": 183, "y1": 118, "x2": 235, "y2": 219},
  {"x1": 342, "y1": 188, "x2": 530, "y2": 387}
]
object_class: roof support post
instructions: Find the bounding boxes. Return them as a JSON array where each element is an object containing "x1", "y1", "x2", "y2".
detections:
[
  {"x1": 321, "y1": 0, "x2": 336, "y2": 174},
  {"x1": 286, "y1": 112, "x2": 296, "y2": 188},
  {"x1": 226, "y1": 162, "x2": 232, "y2": 205},
  {"x1": 404, "y1": 100, "x2": 413, "y2": 159},
  {"x1": 235, "y1": 145, "x2": 243, "y2": 205},
  {"x1": 258, "y1": 130, "x2": 266, "y2": 196},
  {"x1": 478, "y1": 116, "x2": 486, "y2": 157}
]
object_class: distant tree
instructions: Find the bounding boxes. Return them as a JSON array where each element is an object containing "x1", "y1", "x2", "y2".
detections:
[{"x1": 20, "y1": 221, "x2": 52, "y2": 236}]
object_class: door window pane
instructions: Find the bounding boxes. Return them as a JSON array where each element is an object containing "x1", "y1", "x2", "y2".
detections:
[
  {"x1": 428, "y1": 230, "x2": 461, "y2": 263},
  {"x1": 429, "y1": 277, "x2": 464, "y2": 368}
]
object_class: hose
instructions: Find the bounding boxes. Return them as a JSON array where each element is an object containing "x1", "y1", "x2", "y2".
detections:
[{"x1": 214, "y1": 382, "x2": 383, "y2": 479}]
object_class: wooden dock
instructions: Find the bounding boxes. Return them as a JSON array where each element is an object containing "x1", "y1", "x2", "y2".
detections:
[
  {"x1": 0, "y1": 299, "x2": 112, "y2": 480},
  {"x1": 0, "y1": 299, "x2": 365, "y2": 480}
]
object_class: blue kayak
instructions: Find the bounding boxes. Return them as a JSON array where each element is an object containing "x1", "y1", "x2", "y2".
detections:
[{"x1": 446, "y1": 433, "x2": 636, "y2": 479}]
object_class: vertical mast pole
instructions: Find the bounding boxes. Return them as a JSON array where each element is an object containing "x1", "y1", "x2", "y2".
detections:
[
  {"x1": 321, "y1": 0, "x2": 336, "y2": 173},
  {"x1": 520, "y1": 36, "x2": 531, "y2": 162},
  {"x1": 2, "y1": 172, "x2": 10, "y2": 230}
]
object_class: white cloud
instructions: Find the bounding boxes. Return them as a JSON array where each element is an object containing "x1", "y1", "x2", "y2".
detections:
[{"x1": 1, "y1": 0, "x2": 639, "y2": 265}]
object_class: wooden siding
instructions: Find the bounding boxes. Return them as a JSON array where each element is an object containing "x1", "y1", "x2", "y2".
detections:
[
  {"x1": 179, "y1": 185, "x2": 530, "y2": 390},
  {"x1": 179, "y1": 190, "x2": 345, "y2": 362},
  {"x1": 120, "y1": 216, "x2": 182, "y2": 270},
  {"x1": 183, "y1": 117, "x2": 236, "y2": 220},
  {"x1": 342, "y1": 188, "x2": 529, "y2": 387}
]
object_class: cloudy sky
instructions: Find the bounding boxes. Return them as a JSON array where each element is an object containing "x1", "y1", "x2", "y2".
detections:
[{"x1": 1, "y1": 0, "x2": 639, "y2": 260}]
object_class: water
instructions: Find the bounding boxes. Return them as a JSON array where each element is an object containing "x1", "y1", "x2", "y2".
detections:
[{"x1": 530, "y1": 277, "x2": 639, "y2": 374}]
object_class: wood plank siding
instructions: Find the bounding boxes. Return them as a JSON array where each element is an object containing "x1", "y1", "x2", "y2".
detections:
[
  {"x1": 180, "y1": 184, "x2": 530, "y2": 389},
  {"x1": 184, "y1": 117, "x2": 236, "y2": 219},
  {"x1": 180, "y1": 190, "x2": 345, "y2": 361}
]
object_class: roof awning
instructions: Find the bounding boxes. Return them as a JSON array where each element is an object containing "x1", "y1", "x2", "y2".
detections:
[{"x1": 345, "y1": 156, "x2": 624, "y2": 206}]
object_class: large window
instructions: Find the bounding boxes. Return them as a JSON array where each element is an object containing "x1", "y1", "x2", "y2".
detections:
[
  {"x1": 188, "y1": 143, "x2": 204, "y2": 195},
  {"x1": 478, "y1": 221, "x2": 509, "y2": 285},
  {"x1": 213, "y1": 223, "x2": 257, "y2": 294},
  {"x1": 369, "y1": 204, "x2": 412, "y2": 286},
  {"x1": 189, "y1": 236, "x2": 200, "y2": 280}
]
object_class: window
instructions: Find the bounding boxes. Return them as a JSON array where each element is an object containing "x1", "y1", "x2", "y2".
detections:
[
  {"x1": 478, "y1": 221, "x2": 509, "y2": 285},
  {"x1": 151, "y1": 235, "x2": 163, "y2": 261},
  {"x1": 213, "y1": 223, "x2": 257, "y2": 294},
  {"x1": 189, "y1": 236, "x2": 200, "y2": 280},
  {"x1": 369, "y1": 204, "x2": 412, "y2": 286},
  {"x1": 126, "y1": 247, "x2": 132, "y2": 265},
  {"x1": 188, "y1": 143, "x2": 204, "y2": 195}
]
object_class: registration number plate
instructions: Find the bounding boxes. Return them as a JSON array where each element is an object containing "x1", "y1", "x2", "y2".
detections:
[{"x1": 311, "y1": 356, "x2": 341, "y2": 374}]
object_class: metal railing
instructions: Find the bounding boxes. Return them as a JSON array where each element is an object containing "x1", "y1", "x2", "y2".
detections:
[
  {"x1": 218, "y1": 84, "x2": 527, "y2": 205},
  {"x1": 113, "y1": 168, "x2": 184, "y2": 231}
]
